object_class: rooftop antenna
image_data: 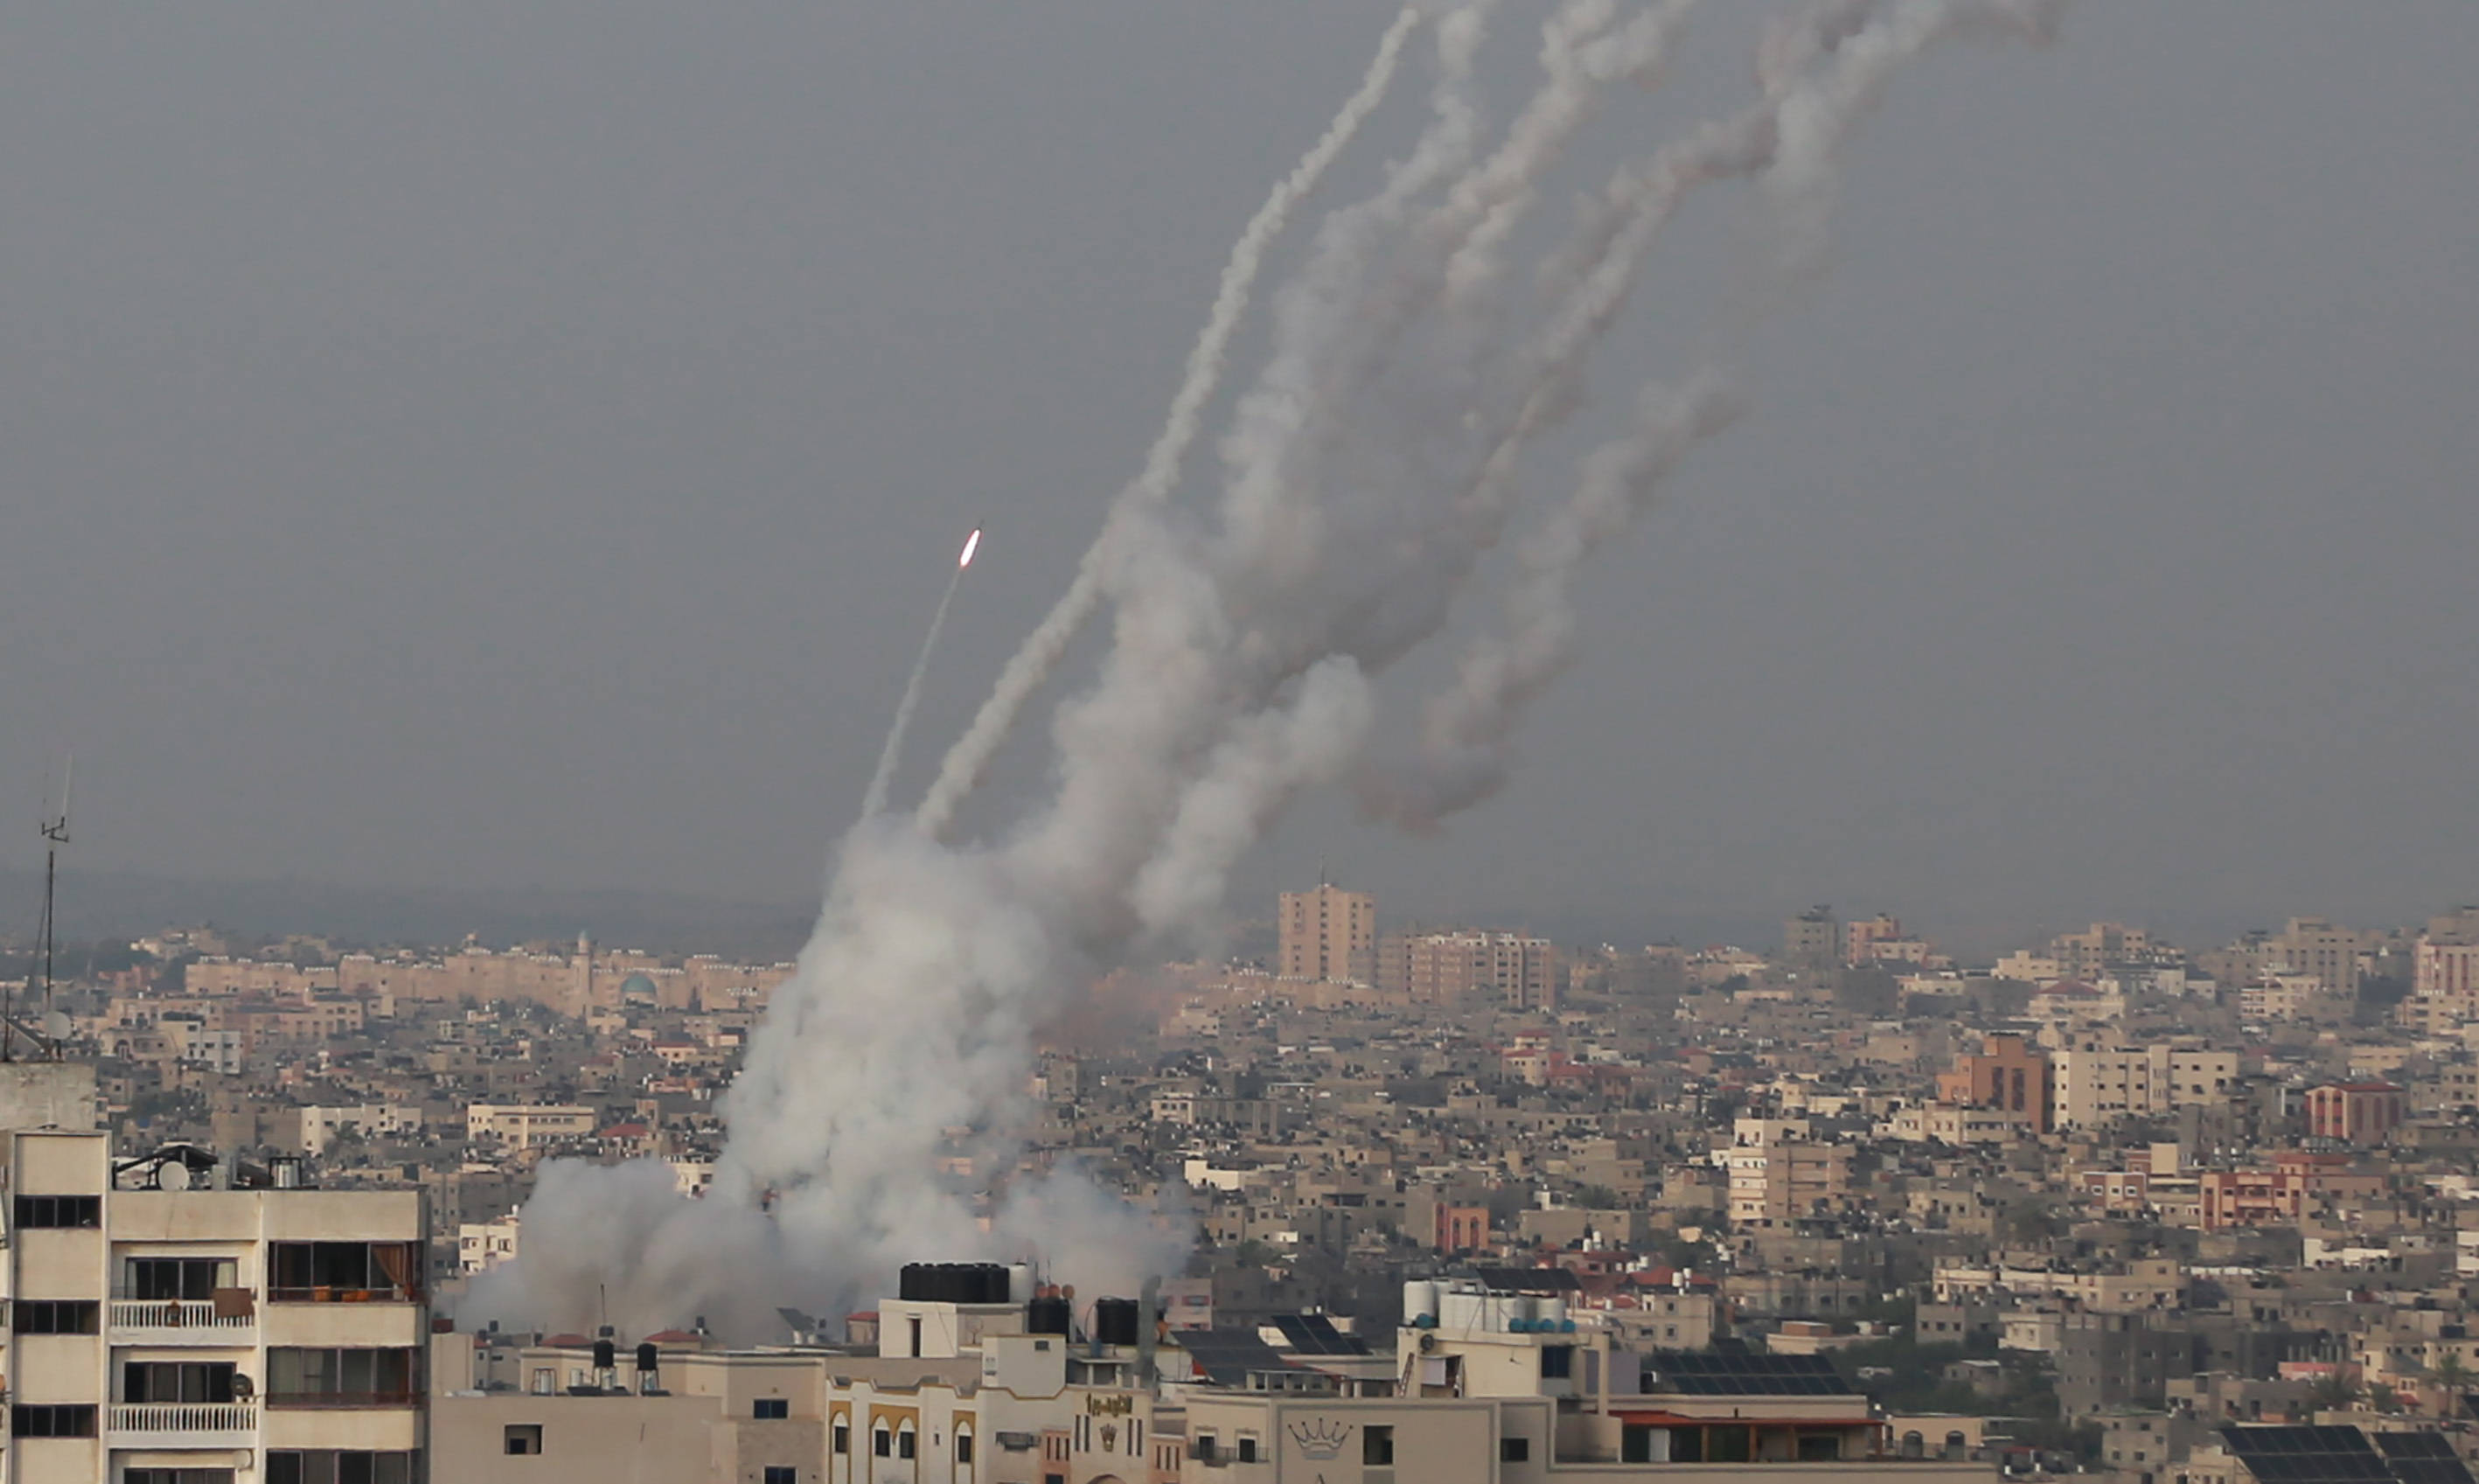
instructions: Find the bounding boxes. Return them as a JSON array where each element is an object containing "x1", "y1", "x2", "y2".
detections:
[
  {"x1": 32, "y1": 755, "x2": 69, "y2": 1062},
  {"x1": 7, "y1": 756, "x2": 69, "y2": 1062}
]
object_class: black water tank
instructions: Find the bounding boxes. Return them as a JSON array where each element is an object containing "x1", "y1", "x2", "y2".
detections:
[
  {"x1": 1093, "y1": 1297, "x2": 1142, "y2": 1348},
  {"x1": 592, "y1": 1339, "x2": 616, "y2": 1372},
  {"x1": 636, "y1": 1341, "x2": 658, "y2": 1374},
  {"x1": 1027, "y1": 1297, "x2": 1072, "y2": 1336},
  {"x1": 902, "y1": 1262, "x2": 1012, "y2": 1304}
]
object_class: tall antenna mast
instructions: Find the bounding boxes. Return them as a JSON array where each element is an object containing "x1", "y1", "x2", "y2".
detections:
[{"x1": 33, "y1": 755, "x2": 71, "y2": 1062}]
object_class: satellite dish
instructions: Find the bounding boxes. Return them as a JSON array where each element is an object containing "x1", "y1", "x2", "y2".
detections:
[
  {"x1": 42, "y1": 1009, "x2": 69, "y2": 1043},
  {"x1": 158, "y1": 1161, "x2": 192, "y2": 1191}
]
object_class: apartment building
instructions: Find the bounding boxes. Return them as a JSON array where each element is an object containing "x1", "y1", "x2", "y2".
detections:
[
  {"x1": 464, "y1": 1104, "x2": 595, "y2": 1152},
  {"x1": 1386, "y1": 932, "x2": 1561, "y2": 1009},
  {"x1": 2302, "y1": 1083, "x2": 2408, "y2": 1146},
  {"x1": 1280, "y1": 885, "x2": 1377, "y2": 985},
  {"x1": 2050, "y1": 1045, "x2": 2239, "y2": 1129},
  {"x1": 2272, "y1": 917, "x2": 2362, "y2": 995},
  {"x1": 1719, "y1": 1118, "x2": 1851, "y2": 1229},
  {"x1": 434, "y1": 1265, "x2": 1987, "y2": 1484},
  {"x1": 2, "y1": 1070, "x2": 429, "y2": 1484},
  {"x1": 1937, "y1": 1034, "x2": 2053, "y2": 1134}
]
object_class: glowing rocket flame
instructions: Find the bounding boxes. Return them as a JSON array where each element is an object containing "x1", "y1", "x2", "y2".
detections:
[{"x1": 959, "y1": 528, "x2": 982, "y2": 569}]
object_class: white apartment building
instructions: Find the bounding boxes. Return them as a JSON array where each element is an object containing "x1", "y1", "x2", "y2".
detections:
[{"x1": 3, "y1": 1067, "x2": 429, "y2": 1484}]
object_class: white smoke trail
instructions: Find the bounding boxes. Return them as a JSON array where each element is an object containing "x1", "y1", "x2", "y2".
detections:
[
  {"x1": 859, "y1": 558, "x2": 967, "y2": 823},
  {"x1": 915, "y1": 6, "x2": 1427, "y2": 838},
  {"x1": 1442, "y1": 0, "x2": 1696, "y2": 314},
  {"x1": 468, "y1": 0, "x2": 2072, "y2": 1340},
  {"x1": 1371, "y1": 0, "x2": 2069, "y2": 826}
]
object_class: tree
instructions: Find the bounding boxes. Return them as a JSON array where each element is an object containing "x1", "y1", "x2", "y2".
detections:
[
  {"x1": 2433, "y1": 1353, "x2": 2471, "y2": 1418},
  {"x1": 2308, "y1": 1370, "x2": 2363, "y2": 1412}
]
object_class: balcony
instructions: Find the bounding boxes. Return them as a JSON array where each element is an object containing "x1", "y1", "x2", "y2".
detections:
[
  {"x1": 108, "y1": 1402, "x2": 258, "y2": 1447},
  {"x1": 267, "y1": 1391, "x2": 422, "y2": 1411},
  {"x1": 109, "y1": 1298, "x2": 256, "y2": 1343},
  {"x1": 267, "y1": 1285, "x2": 415, "y2": 1305}
]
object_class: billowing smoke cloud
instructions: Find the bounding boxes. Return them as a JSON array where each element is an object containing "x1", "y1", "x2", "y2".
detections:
[{"x1": 470, "y1": 0, "x2": 2068, "y2": 1340}]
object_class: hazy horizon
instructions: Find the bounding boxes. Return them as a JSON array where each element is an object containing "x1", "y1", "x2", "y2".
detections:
[{"x1": 3, "y1": 2, "x2": 2474, "y2": 953}]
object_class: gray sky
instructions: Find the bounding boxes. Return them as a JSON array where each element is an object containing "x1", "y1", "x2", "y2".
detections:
[{"x1": 2, "y1": 1, "x2": 2473, "y2": 952}]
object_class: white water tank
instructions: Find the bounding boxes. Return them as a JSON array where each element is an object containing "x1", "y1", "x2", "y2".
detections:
[{"x1": 1402, "y1": 1280, "x2": 1438, "y2": 1324}]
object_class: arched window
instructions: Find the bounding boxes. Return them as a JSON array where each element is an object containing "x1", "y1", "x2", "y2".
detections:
[
  {"x1": 874, "y1": 1424, "x2": 893, "y2": 1458},
  {"x1": 1946, "y1": 1432, "x2": 1969, "y2": 1460},
  {"x1": 1903, "y1": 1432, "x2": 1925, "y2": 1460}
]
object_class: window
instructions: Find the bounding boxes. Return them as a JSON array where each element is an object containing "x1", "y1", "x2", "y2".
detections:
[
  {"x1": 11, "y1": 1194, "x2": 101, "y2": 1228},
  {"x1": 833, "y1": 1422, "x2": 850, "y2": 1453},
  {"x1": 267, "y1": 1347, "x2": 421, "y2": 1406},
  {"x1": 1194, "y1": 1432, "x2": 1218, "y2": 1463},
  {"x1": 268, "y1": 1242, "x2": 419, "y2": 1301},
  {"x1": 127, "y1": 1472, "x2": 238, "y2": 1484},
  {"x1": 957, "y1": 1431, "x2": 974, "y2": 1464},
  {"x1": 265, "y1": 1453, "x2": 419, "y2": 1484},
  {"x1": 531, "y1": 1368, "x2": 554, "y2": 1396},
  {"x1": 1502, "y1": 1438, "x2": 1531, "y2": 1462},
  {"x1": 1238, "y1": 1436, "x2": 1259, "y2": 1463},
  {"x1": 125, "y1": 1256, "x2": 239, "y2": 1300},
  {"x1": 899, "y1": 1426, "x2": 918, "y2": 1460},
  {"x1": 12, "y1": 1299, "x2": 100, "y2": 1334},
  {"x1": 753, "y1": 1397, "x2": 790, "y2": 1419},
  {"x1": 1540, "y1": 1345, "x2": 1574, "y2": 1379},
  {"x1": 1364, "y1": 1425, "x2": 1395, "y2": 1466},
  {"x1": 124, "y1": 1361, "x2": 239, "y2": 1404},
  {"x1": 10, "y1": 1404, "x2": 98, "y2": 1437},
  {"x1": 874, "y1": 1425, "x2": 893, "y2": 1457},
  {"x1": 764, "y1": 1470, "x2": 797, "y2": 1484},
  {"x1": 505, "y1": 1425, "x2": 544, "y2": 1455}
]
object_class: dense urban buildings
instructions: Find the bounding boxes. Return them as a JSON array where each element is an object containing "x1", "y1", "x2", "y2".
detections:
[{"x1": 11, "y1": 894, "x2": 2479, "y2": 1481}]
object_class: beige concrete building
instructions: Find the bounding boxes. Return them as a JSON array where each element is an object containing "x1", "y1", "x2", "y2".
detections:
[
  {"x1": 1388, "y1": 931, "x2": 1561, "y2": 1009},
  {"x1": 430, "y1": 1267, "x2": 1991, "y2": 1484},
  {"x1": 1718, "y1": 1118, "x2": 1851, "y2": 1229},
  {"x1": 2049, "y1": 1044, "x2": 2238, "y2": 1129},
  {"x1": 3, "y1": 1068, "x2": 429, "y2": 1484},
  {"x1": 1280, "y1": 884, "x2": 1377, "y2": 985},
  {"x1": 2273, "y1": 916, "x2": 2362, "y2": 995},
  {"x1": 465, "y1": 1104, "x2": 596, "y2": 1153}
]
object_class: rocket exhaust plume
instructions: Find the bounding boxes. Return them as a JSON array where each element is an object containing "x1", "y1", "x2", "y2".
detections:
[
  {"x1": 916, "y1": 6, "x2": 1425, "y2": 839},
  {"x1": 857, "y1": 528, "x2": 979, "y2": 824},
  {"x1": 469, "y1": 0, "x2": 2072, "y2": 1341}
]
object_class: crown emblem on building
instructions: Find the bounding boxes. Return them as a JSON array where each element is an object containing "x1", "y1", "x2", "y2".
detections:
[{"x1": 1288, "y1": 1418, "x2": 1353, "y2": 1460}]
